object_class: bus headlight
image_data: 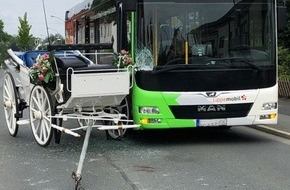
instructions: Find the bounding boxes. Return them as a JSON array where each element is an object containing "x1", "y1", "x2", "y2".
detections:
[
  {"x1": 261, "y1": 102, "x2": 277, "y2": 110},
  {"x1": 139, "y1": 107, "x2": 160, "y2": 114}
]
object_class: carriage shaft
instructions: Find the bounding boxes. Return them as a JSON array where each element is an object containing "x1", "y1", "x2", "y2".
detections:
[
  {"x1": 76, "y1": 120, "x2": 93, "y2": 178},
  {"x1": 51, "y1": 124, "x2": 81, "y2": 137}
]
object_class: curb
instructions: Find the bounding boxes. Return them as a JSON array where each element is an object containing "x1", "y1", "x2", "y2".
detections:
[{"x1": 250, "y1": 125, "x2": 290, "y2": 140}]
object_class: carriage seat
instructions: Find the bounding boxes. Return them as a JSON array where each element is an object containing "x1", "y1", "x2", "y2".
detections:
[
  {"x1": 55, "y1": 56, "x2": 87, "y2": 70},
  {"x1": 20, "y1": 51, "x2": 50, "y2": 68}
]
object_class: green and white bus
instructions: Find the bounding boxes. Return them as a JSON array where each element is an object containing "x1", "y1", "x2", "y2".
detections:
[{"x1": 91, "y1": 0, "x2": 279, "y2": 131}]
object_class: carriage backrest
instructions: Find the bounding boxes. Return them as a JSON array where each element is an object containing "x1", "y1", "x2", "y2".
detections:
[
  {"x1": 21, "y1": 51, "x2": 50, "y2": 68},
  {"x1": 55, "y1": 56, "x2": 88, "y2": 70}
]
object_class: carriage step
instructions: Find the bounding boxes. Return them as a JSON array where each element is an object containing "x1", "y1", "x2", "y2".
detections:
[
  {"x1": 51, "y1": 124, "x2": 81, "y2": 137},
  {"x1": 16, "y1": 119, "x2": 30, "y2": 125}
]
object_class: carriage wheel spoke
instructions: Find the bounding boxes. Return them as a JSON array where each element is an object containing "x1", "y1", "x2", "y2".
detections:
[
  {"x1": 32, "y1": 96, "x2": 41, "y2": 110},
  {"x1": 4, "y1": 95, "x2": 10, "y2": 101},
  {"x1": 43, "y1": 120, "x2": 50, "y2": 137},
  {"x1": 118, "y1": 104, "x2": 127, "y2": 110},
  {"x1": 39, "y1": 123, "x2": 44, "y2": 140},
  {"x1": 30, "y1": 107, "x2": 38, "y2": 113},
  {"x1": 4, "y1": 85, "x2": 10, "y2": 98},
  {"x1": 9, "y1": 113, "x2": 13, "y2": 127},
  {"x1": 41, "y1": 92, "x2": 47, "y2": 111},
  {"x1": 34, "y1": 120, "x2": 40, "y2": 132},
  {"x1": 43, "y1": 108, "x2": 50, "y2": 115}
]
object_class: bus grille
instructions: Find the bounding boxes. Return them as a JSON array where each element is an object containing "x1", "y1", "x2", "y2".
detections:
[{"x1": 169, "y1": 103, "x2": 253, "y2": 119}]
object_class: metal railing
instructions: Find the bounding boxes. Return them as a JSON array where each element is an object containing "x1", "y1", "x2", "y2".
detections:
[{"x1": 279, "y1": 78, "x2": 290, "y2": 98}]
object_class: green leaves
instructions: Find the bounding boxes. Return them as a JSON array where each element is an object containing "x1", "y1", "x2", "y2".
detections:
[
  {"x1": 48, "y1": 50, "x2": 55, "y2": 63},
  {"x1": 278, "y1": 46, "x2": 290, "y2": 79},
  {"x1": 44, "y1": 71, "x2": 53, "y2": 83},
  {"x1": 0, "y1": 19, "x2": 13, "y2": 67}
]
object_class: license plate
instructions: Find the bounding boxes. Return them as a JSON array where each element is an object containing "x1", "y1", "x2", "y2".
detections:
[{"x1": 197, "y1": 119, "x2": 227, "y2": 127}]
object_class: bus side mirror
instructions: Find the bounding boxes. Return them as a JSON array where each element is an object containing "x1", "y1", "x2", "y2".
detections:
[
  {"x1": 120, "y1": 0, "x2": 136, "y2": 11},
  {"x1": 277, "y1": 6, "x2": 287, "y2": 30}
]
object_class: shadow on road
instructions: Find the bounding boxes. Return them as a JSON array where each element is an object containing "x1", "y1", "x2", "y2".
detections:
[{"x1": 122, "y1": 127, "x2": 270, "y2": 146}]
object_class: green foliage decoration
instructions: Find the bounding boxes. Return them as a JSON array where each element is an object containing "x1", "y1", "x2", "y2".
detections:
[{"x1": 113, "y1": 49, "x2": 135, "y2": 68}]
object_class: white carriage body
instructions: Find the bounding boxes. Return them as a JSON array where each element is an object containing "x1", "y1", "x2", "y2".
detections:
[
  {"x1": 3, "y1": 47, "x2": 140, "y2": 189},
  {"x1": 61, "y1": 68, "x2": 130, "y2": 110}
]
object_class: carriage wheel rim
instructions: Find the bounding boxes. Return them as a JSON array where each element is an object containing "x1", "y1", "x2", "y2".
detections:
[
  {"x1": 3, "y1": 73, "x2": 18, "y2": 135},
  {"x1": 29, "y1": 86, "x2": 52, "y2": 146},
  {"x1": 107, "y1": 97, "x2": 129, "y2": 139}
]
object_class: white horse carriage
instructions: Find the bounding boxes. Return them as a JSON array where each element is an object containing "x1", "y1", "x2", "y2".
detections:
[{"x1": 2, "y1": 43, "x2": 139, "y2": 189}]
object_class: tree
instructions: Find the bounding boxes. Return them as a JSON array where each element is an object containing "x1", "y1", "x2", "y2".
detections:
[
  {"x1": 0, "y1": 20, "x2": 10, "y2": 42},
  {"x1": 278, "y1": 1, "x2": 290, "y2": 48},
  {"x1": 47, "y1": 33, "x2": 65, "y2": 44},
  {"x1": 34, "y1": 34, "x2": 65, "y2": 50},
  {"x1": 276, "y1": 1, "x2": 290, "y2": 78},
  {"x1": 17, "y1": 12, "x2": 33, "y2": 51},
  {"x1": 0, "y1": 19, "x2": 13, "y2": 67}
]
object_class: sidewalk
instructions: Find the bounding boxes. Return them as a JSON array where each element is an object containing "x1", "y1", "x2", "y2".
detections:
[{"x1": 250, "y1": 98, "x2": 290, "y2": 140}]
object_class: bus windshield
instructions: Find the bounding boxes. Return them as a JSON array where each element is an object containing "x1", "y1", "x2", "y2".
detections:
[{"x1": 136, "y1": 0, "x2": 275, "y2": 70}]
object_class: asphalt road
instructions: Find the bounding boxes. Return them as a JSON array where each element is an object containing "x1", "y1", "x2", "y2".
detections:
[
  {"x1": 279, "y1": 98, "x2": 290, "y2": 116},
  {"x1": 277, "y1": 99, "x2": 290, "y2": 133},
  {"x1": 1, "y1": 69, "x2": 290, "y2": 190}
]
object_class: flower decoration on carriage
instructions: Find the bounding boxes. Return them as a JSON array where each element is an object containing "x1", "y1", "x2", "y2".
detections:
[
  {"x1": 29, "y1": 53, "x2": 55, "y2": 85},
  {"x1": 113, "y1": 49, "x2": 136, "y2": 68}
]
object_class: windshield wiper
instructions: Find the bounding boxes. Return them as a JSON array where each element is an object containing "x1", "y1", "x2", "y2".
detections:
[
  {"x1": 152, "y1": 64, "x2": 205, "y2": 74},
  {"x1": 209, "y1": 57, "x2": 262, "y2": 71},
  {"x1": 152, "y1": 57, "x2": 262, "y2": 74},
  {"x1": 153, "y1": 57, "x2": 211, "y2": 74}
]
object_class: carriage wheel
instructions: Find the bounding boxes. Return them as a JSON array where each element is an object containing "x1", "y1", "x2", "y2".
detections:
[
  {"x1": 3, "y1": 72, "x2": 19, "y2": 137},
  {"x1": 29, "y1": 85, "x2": 53, "y2": 147},
  {"x1": 106, "y1": 96, "x2": 130, "y2": 140}
]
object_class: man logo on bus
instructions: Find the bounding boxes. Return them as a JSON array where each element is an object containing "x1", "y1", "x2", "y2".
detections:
[
  {"x1": 206, "y1": 92, "x2": 217, "y2": 97},
  {"x1": 197, "y1": 105, "x2": 226, "y2": 112}
]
